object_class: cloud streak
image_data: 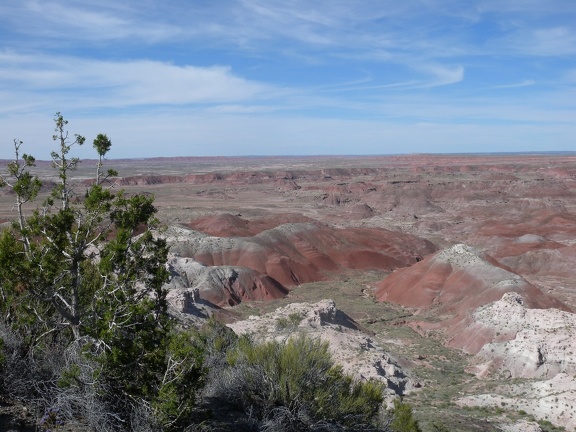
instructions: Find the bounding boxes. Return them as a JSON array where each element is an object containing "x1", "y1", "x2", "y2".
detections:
[{"x1": 492, "y1": 80, "x2": 536, "y2": 89}]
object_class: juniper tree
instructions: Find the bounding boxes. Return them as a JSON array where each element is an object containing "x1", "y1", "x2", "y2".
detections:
[
  {"x1": 0, "y1": 113, "x2": 204, "y2": 430},
  {"x1": 93, "y1": 133, "x2": 116, "y2": 185},
  {"x1": 0, "y1": 113, "x2": 166, "y2": 343},
  {"x1": 0, "y1": 139, "x2": 42, "y2": 253}
]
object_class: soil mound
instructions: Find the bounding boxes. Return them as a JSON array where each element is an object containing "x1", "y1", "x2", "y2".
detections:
[
  {"x1": 168, "y1": 223, "x2": 437, "y2": 287},
  {"x1": 188, "y1": 213, "x2": 252, "y2": 237},
  {"x1": 500, "y1": 244, "x2": 576, "y2": 278},
  {"x1": 165, "y1": 255, "x2": 288, "y2": 308},
  {"x1": 464, "y1": 210, "x2": 576, "y2": 253},
  {"x1": 344, "y1": 203, "x2": 376, "y2": 219},
  {"x1": 375, "y1": 244, "x2": 571, "y2": 358},
  {"x1": 374, "y1": 244, "x2": 564, "y2": 313}
]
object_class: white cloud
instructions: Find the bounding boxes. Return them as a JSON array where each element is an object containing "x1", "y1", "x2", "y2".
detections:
[
  {"x1": 529, "y1": 27, "x2": 576, "y2": 56},
  {"x1": 492, "y1": 80, "x2": 535, "y2": 89},
  {"x1": 416, "y1": 64, "x2": 465, "y2": 88},
  {"x1": 204, "y1": 105, "x2": 281, "y2": 114},
  {"x1": 477, "y1": 0, "x2": 576, "y2": 16},
  {"x1": 14, "y1": 0, "x2": 182, "y2": 42},
  {"x1": 500, "y1": 27, "x2": 576, "y2": 56},
  {"x1": 0, "y1": 53, "x2": 276, "y2": 113}
]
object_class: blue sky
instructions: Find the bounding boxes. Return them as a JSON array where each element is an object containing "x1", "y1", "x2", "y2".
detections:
[{"x1": 1, "y1": 0, "x2": 575, "y2": 159}]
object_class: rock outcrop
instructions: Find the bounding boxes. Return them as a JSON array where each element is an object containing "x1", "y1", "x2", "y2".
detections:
[
  {"x1": 165, "y1": 255, "x2": 288, "y2": 308},
  {"x1": 458, "y1": 373, "x2": 576, "y2": 430},
  {"x1": 468, "y1": 292, "x2": 576, "y2": 379},
  {"x1": 228, "y1": 299, "x2": 418, "y2": 397}
]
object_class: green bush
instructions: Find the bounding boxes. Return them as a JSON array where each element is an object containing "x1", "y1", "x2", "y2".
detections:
[
  {"x1": 538, "y1": 419, "x2": 566, "y2": 432},
  {"x1": 390, "y1": 399, "x2": 422, "y2": 432},
  {"x1": 152, "y1": 330, "x2": 206, "y2": 430},
  {"x1": 204, "y1": 331, "x2": 386, "y2": 431}
]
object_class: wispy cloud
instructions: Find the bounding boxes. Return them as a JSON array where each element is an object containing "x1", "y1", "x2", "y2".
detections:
[
  {"x1": 497, "y1": 27, "x2": 576, "y2": 56},
  {"x1": 416, "y1": 64, "x2": 465, "y2": 88},
  {"x1": 492, "y1": 80, "x2": 536, "y2": 89},
  {"x1": 313, "y1": 64, "x2": 464, "y2": 94},
  {"x1": 0, "y1": 52, "x2": 277, "y2": 113},
  {"x1": 3, "y1": 0, "x2": 182, "y2": 43}
]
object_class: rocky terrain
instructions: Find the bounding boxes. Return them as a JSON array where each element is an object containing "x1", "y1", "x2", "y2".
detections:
[
  {"x1": 227, "y1": 299, "x2": 418, "y2": 398},
  {"x1": 375, "y1": 244, "x2": 570, "y2": 354},
  {"x1": 458, "y1": 373, "x2": 576, "y2": 430},
  {"x1": 2, "y1": 153, "x2": 576, "y2": 431},
  {"x1": 471, "y1": 292, "x2": 576, "y2": 380},
  {"x1": 165, "y1": 252, "x2": 288, "y2": 307}
]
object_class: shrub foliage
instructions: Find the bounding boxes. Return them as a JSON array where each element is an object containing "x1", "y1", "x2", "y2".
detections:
[
  {"x1": 199, "y1": 322, "x2": 388, "y2": 431},
  {"x1": 0, "y1": 114, "x2": 204, "y2": 431}
]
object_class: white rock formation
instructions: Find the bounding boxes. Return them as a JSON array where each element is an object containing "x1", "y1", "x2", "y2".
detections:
[
  {"x1": 227, "y1": 299, "x2": 418, "y2": 397},
  {"x1": 165, "y1": 256, "x2": 210, "y2": 305},
  {"x1": 458, "y1": 373, "x2": 576, "y2": 430},
  {"x1": 499, "y1": 420, "x2": 542, "y2": 432},
  {"x1": 470, "y1": 292, "x2": 576, "y2": 379}
]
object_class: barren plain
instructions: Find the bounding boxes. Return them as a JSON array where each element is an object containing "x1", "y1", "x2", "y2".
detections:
[{"x1": 2, "y1": 153, "x2": 576, "y2": 431}]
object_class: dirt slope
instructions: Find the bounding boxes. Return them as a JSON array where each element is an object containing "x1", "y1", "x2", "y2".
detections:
[
  {"x1": 168, "y1": 222, "x2": 437, "y2": 287},
  {"x1": 375, "y1": 244, "x2": 569, "y2": 354},
  {"x1": 165, "y1": 255, "x2": 288, "y2": 307}
]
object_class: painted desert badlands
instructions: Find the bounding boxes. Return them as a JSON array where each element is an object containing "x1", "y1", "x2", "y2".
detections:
[{"x1": 2, "y1": 153, "x2": 576, "y2": 431}]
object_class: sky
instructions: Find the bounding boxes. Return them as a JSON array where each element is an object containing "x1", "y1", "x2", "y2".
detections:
[{"x1": 0, "y1": 0, "x2": 575, "y2": 159}]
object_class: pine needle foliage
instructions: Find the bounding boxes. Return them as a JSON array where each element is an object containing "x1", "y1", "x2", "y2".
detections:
[{"x1": 0, "y1": 113, "x2": 205, "y2": 431}]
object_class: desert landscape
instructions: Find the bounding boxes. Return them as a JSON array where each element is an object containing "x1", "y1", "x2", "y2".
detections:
[
  {"x1": 3, "y1": 152, "x2": 574, "y2": 431},
  {"x1": 2, "y1": 1, "x2": 575, "y2": 431}
]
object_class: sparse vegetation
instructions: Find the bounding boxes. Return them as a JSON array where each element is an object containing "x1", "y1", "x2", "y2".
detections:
[
  {"x1": 538, "y1": 419, "x2": 567, "y2": 432},
  {"x1": 429, "y1": 421, "x2": 450, "y2": 432},
  {"x1": 390, "y1": 399, "x2": 422, "y2": 432},
  {"x1": 275, "y1": 311, "x2": 303, "y2": 331}
]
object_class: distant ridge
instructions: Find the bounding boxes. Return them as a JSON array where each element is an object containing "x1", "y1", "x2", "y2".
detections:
[{"x1": 4, "y1": 151, "x2": 575, "y2": 164}]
